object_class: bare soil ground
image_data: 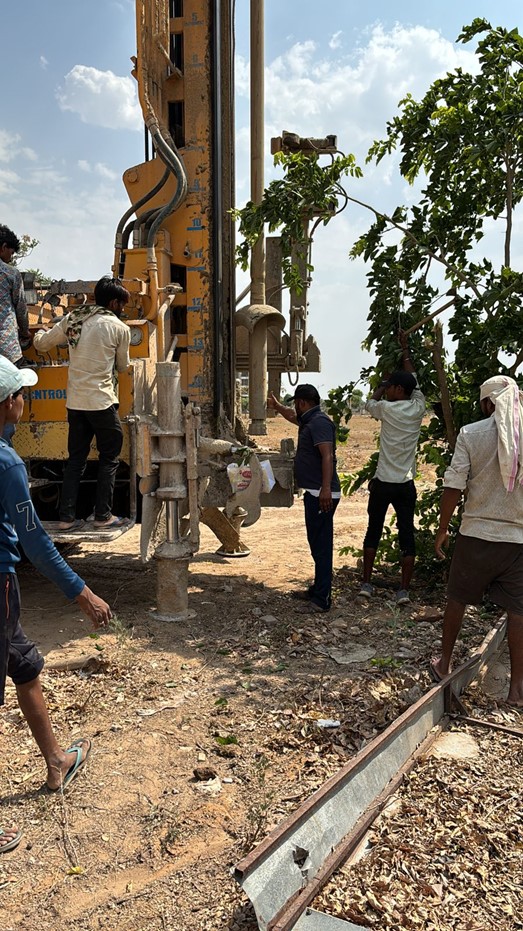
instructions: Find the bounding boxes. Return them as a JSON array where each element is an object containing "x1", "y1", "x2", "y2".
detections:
[{"x1": 0, "y1": 415, "x2": 520, "y2": 931}]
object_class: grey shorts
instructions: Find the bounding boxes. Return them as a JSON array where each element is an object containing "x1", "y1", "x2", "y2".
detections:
[
  {"x1": 1, "y1": 572, "x2": 44, "y2": 705},
  {"x1": 448, "y1": 533, "x2": 523, "y2": 615}
]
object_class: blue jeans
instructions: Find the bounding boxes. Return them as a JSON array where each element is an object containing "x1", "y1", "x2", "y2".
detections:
[
  {"x1": 59, "y1": 406, "x2": 123, "y2": 523},
  {"x1": 303, "y1": 492, "x2": 339, "y2": 610}
]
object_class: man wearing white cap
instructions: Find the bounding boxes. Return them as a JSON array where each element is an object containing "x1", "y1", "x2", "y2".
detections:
[
  {"x1": 432, "y1": 375, "x2": 523, "y2": 707},
  {"x1": 0, "y1": 356, "x2": 112, "y2": 854}
]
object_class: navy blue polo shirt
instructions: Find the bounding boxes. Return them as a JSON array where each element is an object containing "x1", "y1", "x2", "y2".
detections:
[{"x1": 294, "y1": 406, "x2": 340, "y2": 492}]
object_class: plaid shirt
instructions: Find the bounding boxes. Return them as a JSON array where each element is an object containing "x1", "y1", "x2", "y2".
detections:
[{"x1": 0, "y1": 259, "x2": 28, "y2": 363}]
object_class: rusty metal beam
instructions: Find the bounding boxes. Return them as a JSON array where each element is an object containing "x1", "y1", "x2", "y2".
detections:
[
  {"x1": 451, "y1": 714, "x2": 523, "y2": 738},
  {"x1": 235, "y1": 619, "x2": 507, "y2": 931}
]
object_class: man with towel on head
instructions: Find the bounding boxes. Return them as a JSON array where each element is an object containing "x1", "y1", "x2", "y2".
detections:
[{"x1": 432, "y1": 375, "x2": 523, "y2": 707}]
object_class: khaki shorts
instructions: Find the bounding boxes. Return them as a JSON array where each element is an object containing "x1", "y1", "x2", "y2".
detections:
[{"x1": 448, "y1": 533, "x2": 523, "y2": 615}]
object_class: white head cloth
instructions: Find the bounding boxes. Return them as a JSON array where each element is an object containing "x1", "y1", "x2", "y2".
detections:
[{"x1": 479, "y1": 375, "x2": 523, "y2": 492}]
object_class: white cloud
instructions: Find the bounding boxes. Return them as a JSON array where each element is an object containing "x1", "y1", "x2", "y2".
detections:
[
  {"x1": 329, "y1": 31, "x2": 343, "y2": 50},
  {"x1": 0, "y1": 168, "x2": 21, "y2": 197},
  {"x1": 40, "y1": 55, "x2": 49, "y2": 70},
  {"x1": 263, "y1": 25, "x2": 477, "y2": 153},
  {"x1": 0, "y1": 130, "x2": 21, "y2": 163},
  {"x1": 21, "y1": 147, "x2": 38, "y2": 162},
  {"x1": 56, "y1": 65, "x2": 141, "y2": 131},
  {"x1": 0, "y1": 129, "x2": 37, "y2": 165},
  {"x1": 77, "y1": 159, "x2": 117, "y2": 180},
  {"x1": 94, "y1": 162, "x2": 118, "y2": 180}
]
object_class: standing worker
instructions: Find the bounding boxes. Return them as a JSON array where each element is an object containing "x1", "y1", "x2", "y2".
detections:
[
  {"x1": 432, "y1": 375, "x2": 523, "y2": 707},
  {"x1": 34, "y1": 276, "x2": 131, "y2": 530},
  {"x1": 0, "y1": 224, "x2": 32, "y2": 444},
  {"x1": 0, "y1": 224, "x2": 31, "y2": 366},
  {"x1": 358, "y1": 330, "x2": 425, "y2": 605},
  {"x1": 0, "y1": 355, "x2": 112, "y2": 854},
  {"x1": 268, "y1": 384, "x2": 341, "y2": 613}
]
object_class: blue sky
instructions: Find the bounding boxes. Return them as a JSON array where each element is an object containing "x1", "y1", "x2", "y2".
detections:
[{"x1": 1, "y1": 1, "x2": 521, "y2": 392}]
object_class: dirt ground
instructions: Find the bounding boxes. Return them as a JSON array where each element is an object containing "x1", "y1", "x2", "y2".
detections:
[{"x1": 0, "y1": 414, "x2": 520, "y2": 930}]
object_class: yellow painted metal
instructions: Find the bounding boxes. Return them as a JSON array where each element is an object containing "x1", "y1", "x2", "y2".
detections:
[
  {"x1": 16, "y1": 0, "x2": 223, "y2": 518},
  {"x1": 14, "y1": 421, "x2": 131, "y2": 464},
  {"x1": 122, "y1": 0, "x2": 213, "y2": 405},
  {"x1": 14, "y1": 422, "x2": 70, "y2": 461}
]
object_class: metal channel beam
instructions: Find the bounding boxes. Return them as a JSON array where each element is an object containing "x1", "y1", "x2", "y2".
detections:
[
  {"x1": 293, "y1": 910, "x2": 364, "y2": 930},
  {"x1": 235, "y1": 620, "x2": 507, "y2": 931}
]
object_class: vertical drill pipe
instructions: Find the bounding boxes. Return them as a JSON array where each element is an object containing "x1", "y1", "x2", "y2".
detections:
[
  {"x1": 250, "y1": 0, "x2": 265, "y2": 307},
  {"x1": 247, "y1": 0, "x2": 268, "y2": 436},
  {"x1": 155, "y1": 361, "x2": 190, "y2": 617}
]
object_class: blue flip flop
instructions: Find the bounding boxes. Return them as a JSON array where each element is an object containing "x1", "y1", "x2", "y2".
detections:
[
  {"x1": 0, "y1": 827, "x2": 23, "y2": 854},
  {"x1": 93, "y1": 516, "x2": 129, "y2": 529},
  {"x1": 46, "y1": 739, "x2": 91, "y2": 792},
  {"x1": 57, "y1": 519, "x2": 85, "y2": 531}
]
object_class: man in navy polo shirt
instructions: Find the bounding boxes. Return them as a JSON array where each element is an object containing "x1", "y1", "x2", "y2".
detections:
[{"x1": 268, "y1": 384, "x2": 341, "y2": 613}]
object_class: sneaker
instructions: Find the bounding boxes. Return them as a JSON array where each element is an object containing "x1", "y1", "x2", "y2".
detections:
[
  {"x1": 357, "y1": 582, "x2": 375, "y2": 600},
  {"x1": 395, "y1": 589, "x2": 410, "y2": 606}
]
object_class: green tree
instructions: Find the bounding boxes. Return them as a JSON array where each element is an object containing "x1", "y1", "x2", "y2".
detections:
[
  {"x1": 232, "y1": 149, "x2": 362, "y2": 294},
  {"x1": 346, "y1": 19, "x2": 523, "y2": 573},
  {"x1": 234, "y1": 19, "x2": 523, "y2": 576},
  {"x1": 12, "y1": 234, "x2": 39, "y2": 266}
]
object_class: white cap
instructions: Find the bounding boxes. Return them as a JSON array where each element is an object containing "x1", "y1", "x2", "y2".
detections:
[{"x1": 0, "y1": 355, "x2": 38, "y2": 403}]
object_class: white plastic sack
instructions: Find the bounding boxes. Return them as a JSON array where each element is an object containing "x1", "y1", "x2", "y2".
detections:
[{"x1": 260, "y1": 459, "x2": 276, "y2": 493}]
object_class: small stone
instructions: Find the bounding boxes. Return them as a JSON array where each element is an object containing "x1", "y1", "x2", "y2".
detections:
[
  {"x1": 260, "y1": 614, "x2": 278, "y2": 624},
  {"x1": 193, "y1": 766, "x2": 217, "y2": 781}
]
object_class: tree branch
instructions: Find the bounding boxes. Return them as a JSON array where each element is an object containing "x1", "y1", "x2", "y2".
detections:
[
  {"x1": 431, "y1": 321, "x2": 457, "y2": 450},
  {"x1": 403, "y1": 296, "x2": 455, "y2": 336},
  {"x1": 345, "y1": 193, "x2": 483, "y2": 299}
]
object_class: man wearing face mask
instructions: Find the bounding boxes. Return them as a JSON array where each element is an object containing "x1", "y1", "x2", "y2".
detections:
[{"x1": 268, "y1": 384, "x2": 341, "y2": 613}]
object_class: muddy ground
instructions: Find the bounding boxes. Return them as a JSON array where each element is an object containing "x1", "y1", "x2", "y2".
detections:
[{"x1": 0, "y1": 414, "x2": 519, "y2": 931}]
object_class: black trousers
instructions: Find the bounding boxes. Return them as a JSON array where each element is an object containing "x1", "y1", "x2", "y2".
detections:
[
  {"x1": 60, "y1": 406, "x2": 123, "y2": 523},
  {"x1": 303, "y1": 492, "x2": 339, "y2": 610},
  {"x1": 363, "y1": 478, "x2": 416, "y2": 556}
]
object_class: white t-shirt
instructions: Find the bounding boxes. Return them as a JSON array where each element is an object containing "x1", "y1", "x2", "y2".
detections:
[{"x1": 365, "y1": 379, "x2": 426, "y2": 483}]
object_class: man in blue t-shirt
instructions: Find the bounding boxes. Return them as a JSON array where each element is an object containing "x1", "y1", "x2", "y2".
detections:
[
  {"x1": 268, "y1": 384, "x2": 341, "y2": 613},
  {"x1": 0, "y1": 356, "x2": 112, "y2": 855}
]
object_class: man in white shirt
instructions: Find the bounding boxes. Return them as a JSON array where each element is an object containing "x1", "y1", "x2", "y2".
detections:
[
  {"x1": 34, "y1": 277, "x2": 131, "y2": 530},
  {"x1": 358, "y1": 331, "x2": 426, "y2": 605},
  {"x1": 432, "y1": 375, "x2": 523, "y2": 707}
]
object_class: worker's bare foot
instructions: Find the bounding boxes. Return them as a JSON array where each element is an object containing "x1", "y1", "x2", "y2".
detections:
[
  {"x1": 430, "y1": 658, "x2": 448, "y2": 682},
  {"x1": 505, "y1": 691, "x2": 523, "y2": 709},
  {"x1": 0, "y1": 824, "x2": 22, "y2": 854},
  {"x1": 46, "y1": 738, "x2": 91, "y2": 791}
]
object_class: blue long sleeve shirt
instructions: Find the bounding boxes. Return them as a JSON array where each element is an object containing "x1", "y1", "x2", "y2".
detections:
[{"x1": 0, "y1": 439, "x2": 85, "y2": 599}]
